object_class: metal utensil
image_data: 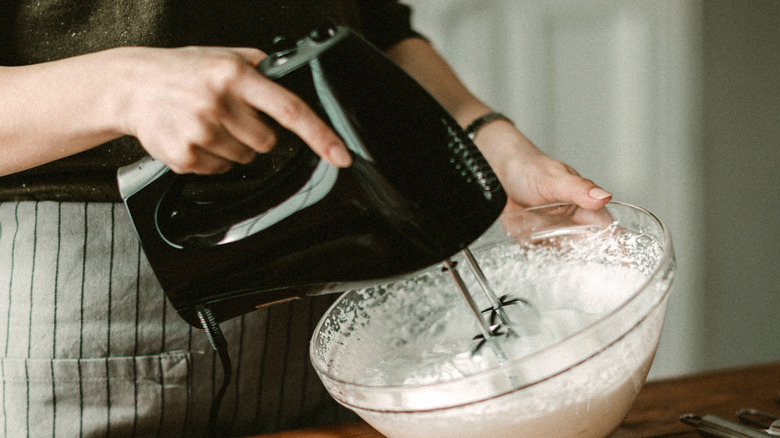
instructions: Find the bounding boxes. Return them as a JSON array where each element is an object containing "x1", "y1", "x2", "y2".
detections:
[
  {"x1": 681, "y1": 414, "x2": 769, "y2": 437},
  {"x1": 737, "y1": 409, "x2": 780, "y2": 436},
  {"x1": 681, "y1": 410, "x2": 780, "y2": 437}
]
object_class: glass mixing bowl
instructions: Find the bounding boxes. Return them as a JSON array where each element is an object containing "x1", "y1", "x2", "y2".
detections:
[{"x1": 310, "y1": 202, "x2": 676, "y2": 438}]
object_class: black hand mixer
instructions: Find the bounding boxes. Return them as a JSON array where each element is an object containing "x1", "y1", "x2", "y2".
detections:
[{"x1": 117, "y1": 25, "x2": 507, "y2": 432}]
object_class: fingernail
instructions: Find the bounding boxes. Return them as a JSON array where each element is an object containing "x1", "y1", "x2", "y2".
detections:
[
  {"x1": 328, "y1": 145, "x2": 352, "y2": 168},
  {"x1": 589, "y1": 187, "x2": 612, "y2": 200}
]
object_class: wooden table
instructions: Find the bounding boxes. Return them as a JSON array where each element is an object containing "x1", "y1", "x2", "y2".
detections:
[{"x1": 254, "y1": 361, "x2": 780, "y2": 437}]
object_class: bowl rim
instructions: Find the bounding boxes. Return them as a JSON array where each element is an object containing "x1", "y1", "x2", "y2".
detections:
[{"x1": 309, "y1": 201, "x2": 676, "y2": 412}]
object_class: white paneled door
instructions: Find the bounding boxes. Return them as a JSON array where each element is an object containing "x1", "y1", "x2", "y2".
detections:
[{"x1": 404, "y1": 0, "x2": 703, "y2": 378}]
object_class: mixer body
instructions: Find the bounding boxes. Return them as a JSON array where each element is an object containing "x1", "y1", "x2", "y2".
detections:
[{"x1": 118, "y1": 26, "x2": 506, "y2": 327}]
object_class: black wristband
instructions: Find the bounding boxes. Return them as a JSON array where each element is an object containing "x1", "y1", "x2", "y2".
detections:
[{"x1": 464, "y1": 112, "x2": 514, "y2": 140}]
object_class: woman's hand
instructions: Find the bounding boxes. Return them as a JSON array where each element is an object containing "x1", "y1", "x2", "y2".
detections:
[
  {"x1": 386, "y1": 38, "x2": 610, "y2": 212},
  {"x1": 0, "y1": 46, "x2": 350, "y2": 176},
  {"x1": 470, "y1": 120, "x2": 611, "y2": 212},
  {"x1": 118, "y1": 46, "x2": 351, "y2": 174}
]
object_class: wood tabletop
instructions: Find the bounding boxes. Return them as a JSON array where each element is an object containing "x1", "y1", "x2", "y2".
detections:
[{"x1": 253, "y1": 361, "x2": 780, "y2": 437}]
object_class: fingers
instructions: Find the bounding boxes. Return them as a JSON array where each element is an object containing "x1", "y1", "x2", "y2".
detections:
[
  {"x1": 197, "y1": 123, "x2": 259, "y2": 165},
  {"x1": 212, "y1": 45, "x2": 352, "y2": 168},
  {"x1": 221, "y1": 47, "x2": 351, "y2": 168},
  {"x1": 149, "y1": 125, "x2": 251, "y2": 175},
  {"x1": 176, "y1": 149, "x2": 235, "y2": 175},
  {"x1": 500, "y1": 202, "x2": 613, "y2": 235},
  {"x1": 220, "y1": 95, "x2": 278, "y2": 154},
  {"x1": 126, "y1": 46, "x2": 350, "y2": 175},
  {"x1": 494, "y1": 150, "x2": 612, "y2": 212},
  {"x1": 550, "y1": 172, "x2": 612, "y2": 211},
  {"x1": 471, "y1": 124, "x2": 611, "y2": 212},
  {"x1": 234, "y1": 72, "x2": 352, "y2": 168},
  {"x1": 218, "y1": 77, "x2": 353, "y2": 169}
]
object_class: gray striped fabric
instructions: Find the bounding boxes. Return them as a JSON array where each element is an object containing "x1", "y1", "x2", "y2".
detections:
[{"x1": 0, "y1": 201, "x2": 353, "y2": 437}]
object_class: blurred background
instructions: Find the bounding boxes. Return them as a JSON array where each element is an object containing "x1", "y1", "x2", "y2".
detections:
[{"x1": 403, "y1": 0, "x2": 779, "y2": 379}]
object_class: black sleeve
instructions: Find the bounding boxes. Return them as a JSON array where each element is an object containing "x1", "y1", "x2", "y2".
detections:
[{"x1": 356, "y1": 0, "x2": 427, "y2": 51}]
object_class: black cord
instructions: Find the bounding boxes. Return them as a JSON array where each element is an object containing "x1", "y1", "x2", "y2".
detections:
[{"x1": 196, "y1": 306, "x2": 232, "y2": 438}]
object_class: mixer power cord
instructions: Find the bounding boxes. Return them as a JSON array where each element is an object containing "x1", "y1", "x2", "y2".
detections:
[{"x1": 196, "y1": 306, "x2": 233, "y2": 438}]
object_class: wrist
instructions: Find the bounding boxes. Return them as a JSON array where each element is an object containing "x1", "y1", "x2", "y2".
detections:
[
  {"x1": 465, "y1": 115, "x2": 542, "y2": 179},
  {"x1": 103, "y1": 47, "x2": 149, "y2": 138},
  {"x1": 464, "y1": 112, "x2": 515, "y2": 140}
]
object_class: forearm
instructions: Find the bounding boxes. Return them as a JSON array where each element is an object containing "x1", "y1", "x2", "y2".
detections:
[
  {"x1": 0, "y1": 45, "x2": 350, "y2": 177},
  {"x1": 0, "y1": 49, "x2": 129, "y2": 176}
]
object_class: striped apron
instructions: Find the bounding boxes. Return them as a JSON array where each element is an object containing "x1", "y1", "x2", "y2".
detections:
[{"x1": 0, "y1": 201, "x2": 354, "y2": 437}]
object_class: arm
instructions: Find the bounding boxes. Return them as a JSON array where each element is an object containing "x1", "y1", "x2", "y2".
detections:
[
  {"x1": 386, "y1": 38, "x2": 612, "y2": 210},
  {"x1": 0, "y1": 46, "x2": 351, "y2": 177}
]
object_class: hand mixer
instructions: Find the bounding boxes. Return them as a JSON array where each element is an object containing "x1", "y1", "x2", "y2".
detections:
[{"x1": 118, "y1": 24, "x2": 513, "y2": 433}]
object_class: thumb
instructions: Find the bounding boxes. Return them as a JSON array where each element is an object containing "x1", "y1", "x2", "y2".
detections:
[{"x1": 552, "y1": 173, "x2": 612, "y2": 210}]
